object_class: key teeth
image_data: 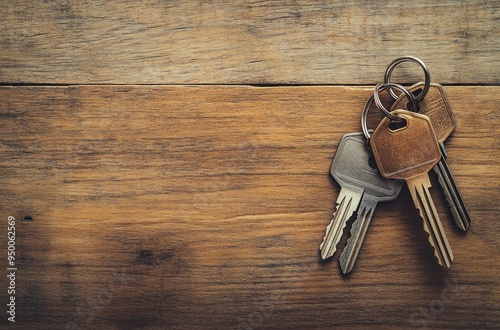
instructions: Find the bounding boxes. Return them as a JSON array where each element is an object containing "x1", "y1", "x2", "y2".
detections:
[
  {"x1": 320, "y1": 193, "x2": 354, "y2": 260},
  {"x1": 320, "y1": 188, "x2": 362, "y2": 261},
  {"x1": 320, "y1": 203, "x2": 342, "y2": 260},
  {"x1": 339, "y1": 209, "x2": 363, "y2": 273},
  {"x1": 420, "y1": 215, "x2": 453, "y2": 268},
  {"x1": 339, "y1": 206, "x2": 373, "y2": 274},
  {"x1": 413, "y1": 184, "x2": 454, "y2": 268}
]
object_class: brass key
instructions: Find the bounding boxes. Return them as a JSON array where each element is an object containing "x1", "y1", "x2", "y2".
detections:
[
  {"x1": 390, "y1": 82, "x2": 470, "y2": 231},
  {"x1": 389, "y1": 82, "x2": 456, "y2": 139},
  {"x1": 370, "y1": 109, "x2": 453, "y2": 268}
]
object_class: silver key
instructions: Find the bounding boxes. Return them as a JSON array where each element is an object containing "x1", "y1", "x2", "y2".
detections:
[
  {"x1": 339, "y1": 188, "x2": 402, "y2": 274},
  {"x1": 320, "y1": 133, "x2": 402, "y2": 264},
  {"x1": 337, "y1": 134, "x2": 402, "y2": 273}
]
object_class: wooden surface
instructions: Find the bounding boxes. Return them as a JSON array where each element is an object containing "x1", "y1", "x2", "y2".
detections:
[
  {"x1": 1, "y1": 1, "x2": 499, "y2": 330},
  {"x1": 1, "y1": 86, "x2": 499, "y2": 329},
  {"x1": 0, "y1": 0, "x2": 499, "y2": 84}
]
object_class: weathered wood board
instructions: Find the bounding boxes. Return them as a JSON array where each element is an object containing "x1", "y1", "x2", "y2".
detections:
[
  {"x1": 0, "y1": 86, "x2": 498, "y2": 329},
  {"x1": 1, "y1": 0, "x2": 499, "y2": 328},
  {"x1": 0, "y1": 1, "x2": 499, "y2": 84}
]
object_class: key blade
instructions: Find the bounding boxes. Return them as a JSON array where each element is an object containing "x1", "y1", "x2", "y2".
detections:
[
  {"x1": 434, "y1": 143, "x2": 471, "y2": 231},
  {"x1": 320, "y1": 187, "x2": 362, "y2": 260},
  {"x1": 408, "y1": 175, "x2": 454, "y2": 268},
  {"x1": 339, "y1": 197, "x2": 377, "y2": 274}
]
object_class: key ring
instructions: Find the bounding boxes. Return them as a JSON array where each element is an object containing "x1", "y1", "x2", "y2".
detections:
[
  {"x1": 361, "y1": 95, "x2": 376, "y2": 143},
  {"x1": 384, "y1": 56, "x2": 430, "y2": 102},
  {"x1": 373, "y1": 83, "x2": 417, "y2": 121},
  {"x1": 362, "y1": 83, "x2": 417, "y2": 142}
]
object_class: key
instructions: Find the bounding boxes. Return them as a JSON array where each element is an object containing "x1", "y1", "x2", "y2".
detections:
[
  {"x1": 337, "y1": 134, "x2": 403, "y2": 274},
  {"x1": 319, "y1": 133, "x2": 402, "y2": 264},
  {"x1": 319, "y1": 134, "x2": 363, "y2": 260},
  {"x1": 370, "y1": 110, "x2": 454, "y2": 268},
  {"x1": 390, "y1": 82, "x2": 470, "y2": 231},
  {"x1": 390, "y1": 82, "x2": 455, "y2": 139}
]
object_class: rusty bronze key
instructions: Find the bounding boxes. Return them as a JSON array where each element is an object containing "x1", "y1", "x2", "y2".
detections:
[
  {"x1": 370, "y1": 109, "x2": 453, "y2": 268},
  {"x1": 383, "y1": 56, "x2": 470, "y2": 231},
  {"x1": 389, "y1": 82, "x2": 471, "y2": 231}
]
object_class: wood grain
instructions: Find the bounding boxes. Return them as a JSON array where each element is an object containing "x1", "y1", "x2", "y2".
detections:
[
  {"x1": 0, "y1": 86, "x2": 498, "y2": 329},
  {"x1": 0, "y1": 0, "x2": 498, "y2": 84}
]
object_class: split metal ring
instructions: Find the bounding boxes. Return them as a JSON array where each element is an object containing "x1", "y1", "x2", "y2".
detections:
[
  {"x1": 384, "y1": 56, "x2": 430, "y2": 102},
  {"x1": 361, "y1": 95, "x2": 376, "y2": 143},
  {"x1": 373, "y1": 83, "x2": 417, "y2": 121},
  {"x1": 362, "y1": 83, "x2": 417, "y2": 142}
]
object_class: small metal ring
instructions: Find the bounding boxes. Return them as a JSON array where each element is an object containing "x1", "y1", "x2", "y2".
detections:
[
  {"x1": 373, "y1": 83, "x2": 417, "y2": 121},
  {"x1": 384, "y1": 56, "x2": 430, "y2": 102},
  {"x1": 361, "y1": 94, "x2": 375, "y2": 142}
]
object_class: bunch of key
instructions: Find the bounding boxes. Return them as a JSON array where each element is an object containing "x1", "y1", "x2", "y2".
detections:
[{"x1": 319, "y1": 56, "x2": 470, "y2": 274}]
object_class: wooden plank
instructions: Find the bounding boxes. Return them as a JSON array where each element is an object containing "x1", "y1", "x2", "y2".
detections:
[
  {"x1": 0, "y1": 86, "x2": 498, "y2": 329},
  {"x1": 0, "y1": 1, "x2": 498, "y2": 85}
]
